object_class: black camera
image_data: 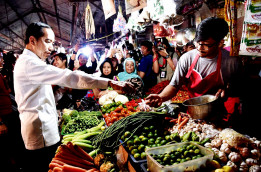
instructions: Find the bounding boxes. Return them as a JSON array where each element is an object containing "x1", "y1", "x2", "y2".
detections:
[{"x1": 154, "y1": 38, "x2": 165, "y2": 51}]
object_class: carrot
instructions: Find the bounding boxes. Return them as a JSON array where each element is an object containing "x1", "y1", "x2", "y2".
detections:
[
  {"x1": 48, "y1": 169, "x2": 53, "y2": 172},
  {"x1": 86, "y1": 169, "x2": 98, "y2": 172},
  {"x1": 53, "y1": 157, "x2": 92, "y2": 170},
  {"x1": 56, "y1": 150, "x2": 94, "y2": 166},
  {"x1": 177, "y1": 114, "x2": 182, "y2": 124},
  {"x1": 177, "y1": 117, "x2": 189, "y2": 130},
  {"x1": 51, "y1": 159, "x2": 65, "y2": 166},
  {"x1": 74, "y1": 144, "x2": 94, "y2": 162},
  {"x1": 170, "y1": 119, "x2": 178, "y2": 123},
  {"x1": 62, "y1": 164, "x2": 88, "y2": 172},
  {"x1": 49, "y1": 162, "x2": 63, "y2": 170},
  {"x1": 67, "y1": 142, "x2": 92, "y2": 161},
  {"x1": 53, "y1": 167, "x2": 63, "y2": 172}
]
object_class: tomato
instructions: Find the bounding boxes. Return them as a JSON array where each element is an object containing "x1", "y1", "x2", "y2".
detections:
[
  {"x1": 114, "y1": 105, "x2": 123, "y2": 112},
  {"x1": 121, "y1": 109, "x2": 127, "y2": 114},
  {"x1": 111, "y1": 116, "x2": 118, "y2": 123}
]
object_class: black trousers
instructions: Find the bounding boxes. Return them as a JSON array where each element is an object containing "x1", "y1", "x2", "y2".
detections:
[{"x1": 23, "y1": 142, "x2": 60, "y2": 172}]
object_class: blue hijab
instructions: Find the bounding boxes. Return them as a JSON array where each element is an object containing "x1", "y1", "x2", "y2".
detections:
[{"x1": 117, "y1": 58, "x2": 141, "y2": 81}]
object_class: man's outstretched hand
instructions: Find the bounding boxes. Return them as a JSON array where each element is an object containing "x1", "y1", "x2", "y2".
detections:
[{"x1": 108, "y1": 80, "x2": 135, "y2": 94}]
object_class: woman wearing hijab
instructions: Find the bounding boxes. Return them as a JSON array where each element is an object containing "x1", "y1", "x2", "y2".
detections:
[
  {"x1": 115, "y1": 58, "x2": 144, "y2": 97},
  {"x1": 88, "y1": 58, "x2": 115, "y2": 99}
]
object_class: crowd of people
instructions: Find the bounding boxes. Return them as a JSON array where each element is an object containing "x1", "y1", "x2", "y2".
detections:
[{"x1": 0, "y1": 17, "x2": 245, "y2": 172}]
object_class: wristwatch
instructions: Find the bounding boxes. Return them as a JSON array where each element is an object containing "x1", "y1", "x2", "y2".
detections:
[{"x1": 164, "y1": 55, "x2": 170, "y2": 59}]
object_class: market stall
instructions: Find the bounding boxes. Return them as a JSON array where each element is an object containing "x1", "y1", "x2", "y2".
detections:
[{"x1": 45, "y1": 0, "x2": 261, "y2": 172}]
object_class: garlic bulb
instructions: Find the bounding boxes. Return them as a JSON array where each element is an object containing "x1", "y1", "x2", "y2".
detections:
[
  {"x1": 212, "y1": 148, "x2": 220, "y2": 155},
  {"x1": 228, "y1": 152, "x2": 242, "y2": 163},
  {"x1": 239, "y1": 147, "x2": 250, "y2": 158},
  {"x1": 239, "y1": 161, "x2": 248, "y2": 172},
  {"x1": 219, "y1": 151, "x2": 228, "y2": 163},
  {"x1": 251, "y1": 149, "x2": 261, "y2": 159},
  {"x1": 211, "y1": 138, "x2": 222, "y2": 148},
  {"x1": 249, "y1": 165, "x2": 261, "y2": 172},
  {"x1": 226, "y1": 160, "x2": 238, "y2": 171},
  {"x1": 246, "y1": 158, "x2": 258, "y2": 166},
  {"x1": 220, "y1": 143, "x2": 231, "y2": 154}
]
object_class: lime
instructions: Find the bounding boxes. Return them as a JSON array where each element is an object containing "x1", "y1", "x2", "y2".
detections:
[
  {"x1": 139, "y1": 135, "x2": 145, "y2": 139},
  {"x1": 149, "y1": 125, "x2": 155, "y2": 130},
  {"x1": 141, "y1": 152, "x2": 146, "y2": 159},
  {"x1": 131, "y1": 149, "x2": 138, "y2": 155},
  {"x1": 165, "y1": 135, "x2": 170, "y2": 141},
  {"x1": 134, "y1": 153, "x2": 141, "y2": 160},
  {"x1": 155, "y1": 139, "x2": 161, "y2": 144},
  {"x1": 134, "y1": 137, "x2": 141, "y2": 145},
  {"x1": 129, "y1": 146, "x2": 135, "y2": 151},
  {"x1": 160, "y1": 140, "x2": 167, "y2": 145},
  {"x1": 127, "y1": 140, "x2": 134, "y2": 147},
  {"x1": 143, "y1": 126, "x2": 149, "y2": 131},
  {"x1": 124, "y1": 131, "x2": 131, "y2": 138},
  {"x1": 148, "y1": 138, "x2": 155, "y2": 145},
  {"x1": 148, "y1": 132, "x2": 154, "y2": 138},
  {"x1": 116, "y1": 101, "x2": 122, "y2": 106},
  {"x1": 141, "y1": 137, "x2": 148, "y2": 143},
  {"x1": 138, "y1": 144, "x2": 145, "y2": 152}
]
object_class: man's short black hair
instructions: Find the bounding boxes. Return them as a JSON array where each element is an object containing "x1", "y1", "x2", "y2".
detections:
[
  {"x1": 194, "y1": 17, "x2": 229, "y2": 43},
  {"x1": 25, "y1": 22, "x2": 51, "y2": 44},
  {"x1": 140, "y1": 40, "x2": 153, "y2": 52}
]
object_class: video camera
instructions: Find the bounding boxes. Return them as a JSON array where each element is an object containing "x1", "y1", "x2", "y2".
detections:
[{"x1": 154, "y1": 38, "x2": 165, "y2": 51}]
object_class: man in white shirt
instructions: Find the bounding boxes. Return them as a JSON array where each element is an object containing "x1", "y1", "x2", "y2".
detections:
[{"x1": 13, "y1": 22, "x2": 133, "y2": 172}]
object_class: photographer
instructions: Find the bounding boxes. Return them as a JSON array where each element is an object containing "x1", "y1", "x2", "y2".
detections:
[{"x1": 153, "y1": 37, "x2": 176, "y2": 83}]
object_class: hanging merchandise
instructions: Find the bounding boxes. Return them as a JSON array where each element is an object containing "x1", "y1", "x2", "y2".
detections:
[
  {"x1": 101, "y1": 0, "x2": 116, "y2": 20},
  {"x1": 150, "y1": 0, "x2": 164, "y2": 21},
  {"x1": 127, "y1": 11, "x2": 146, "y2": 32},
  {"x1": 85, "y1": 3, "x2": 95, "y2": 40},
  {"x1": 239, "y1": 0, "x2": 261, "y2": 57},
  {"x1": 153, "y1": 23, "x2": 172, "y2": 37},
  {"x1": 225, "y1": 0, "x2": 239, "y2": 56},
  {"x1": 113, "y1": 5, "x2": 128, "y2": 35},
  {"x1": 125, "y1": 0, "x2": 147, "y2": 15}
]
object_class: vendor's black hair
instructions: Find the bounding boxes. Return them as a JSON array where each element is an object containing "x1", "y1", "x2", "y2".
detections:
[
  {"x1": 54, "y1": 53, "x2": 68, "y2": 68},
  {"x1": 25, "y1": 22, "x2": 51, "y2": 44},
  {"x1": 140, "y1": 40, "x2": 153, "y2": 52},
  {"x1": 100, "y1": 58, "x2": 114, "y2": 79},
  {"x1": 185, "y1": 41, "x2": 195, "y2": 47},
  {"x1": 194, "y1": 17, "x2": 229, "y2": 42}
]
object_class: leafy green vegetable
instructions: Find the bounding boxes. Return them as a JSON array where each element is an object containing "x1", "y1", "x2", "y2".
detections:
[{"x1": 70, "y1": 110, "x2": 79, "y2": 118}]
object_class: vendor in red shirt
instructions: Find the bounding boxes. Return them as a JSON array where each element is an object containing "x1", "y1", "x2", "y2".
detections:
[{"x1": 146, "y1": 17, "x2": 243, "y2": 122}]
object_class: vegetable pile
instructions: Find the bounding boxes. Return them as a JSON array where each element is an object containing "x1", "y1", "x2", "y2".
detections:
[
  {"x1": 49, "y1": 142, "x2": 99, "y2": 172},
  {"x1": 171, "y1": 89, "x2": 189, "y2": 103},
  {"x1": 149, "y1": 143, "x2": 205, "y2": 166},
  {"x1": 61, "y1": 109, "x2": 102, "y2": 134}
]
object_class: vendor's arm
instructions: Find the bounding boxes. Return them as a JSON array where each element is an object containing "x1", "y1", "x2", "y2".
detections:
[{"x1": 145, "y1": 85, "x2": 178, "y2": 107}]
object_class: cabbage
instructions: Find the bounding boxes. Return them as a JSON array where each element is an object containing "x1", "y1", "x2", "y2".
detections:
[{"x1": 114, "y1": 95, "x2": 129, "y2": 104}]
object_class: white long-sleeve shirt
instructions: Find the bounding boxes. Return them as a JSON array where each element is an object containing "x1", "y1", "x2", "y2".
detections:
[{"x1": 14, "y1": 49, "x2": 109, "y2": 150}]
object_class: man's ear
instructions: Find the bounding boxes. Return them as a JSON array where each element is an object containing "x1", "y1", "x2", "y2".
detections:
[
  {"x1": 29, "y1": 36, "x2": 36, "y2": 45},
  {"x1": 218, "y1": 39, "x2": 225, "y2": 48}
]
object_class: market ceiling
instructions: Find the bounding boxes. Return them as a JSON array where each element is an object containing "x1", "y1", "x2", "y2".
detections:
[{"x1": 0, "y1": 0, "x2": 126, "y2": 53}]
